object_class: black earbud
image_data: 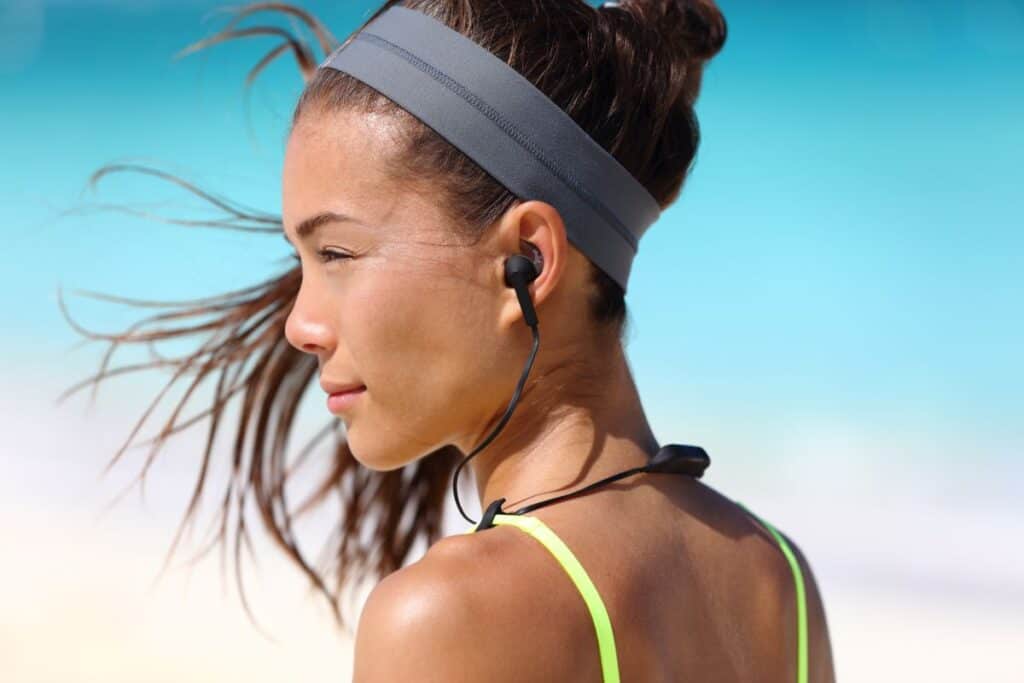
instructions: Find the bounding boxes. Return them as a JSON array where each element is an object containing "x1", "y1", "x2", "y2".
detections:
[{"x1": 504, "y1": 251, "x2": 540, "y2": 328}]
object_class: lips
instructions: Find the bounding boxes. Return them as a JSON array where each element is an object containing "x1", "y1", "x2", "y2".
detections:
[
  {"x1": 320, "y1": 380, "x2": 365, "y2": 395},
  {"x1": 326, "y1": 385, "x2": 366, "y2": 414}
]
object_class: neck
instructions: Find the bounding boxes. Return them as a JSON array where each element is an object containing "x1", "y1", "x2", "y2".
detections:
[{"x1": 464, "y1": 340, "x2": 661, "y2": 515}]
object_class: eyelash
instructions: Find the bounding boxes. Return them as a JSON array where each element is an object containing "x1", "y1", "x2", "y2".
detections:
[{"x1": 291, "y1": 249, "x2": 352, "y2": 264}]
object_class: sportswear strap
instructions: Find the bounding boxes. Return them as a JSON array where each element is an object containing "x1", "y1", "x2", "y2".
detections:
[
  {"x1": 736, "y1": 502, "x2": 809, "y2": 683},
  {"x1": 465, "y1": 514, "x2": 620, "y2": 683}
]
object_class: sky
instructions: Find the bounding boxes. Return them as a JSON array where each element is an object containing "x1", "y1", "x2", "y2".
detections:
[{"x1": 1, "y1": 1, "x2": 1022, "y2": 681}]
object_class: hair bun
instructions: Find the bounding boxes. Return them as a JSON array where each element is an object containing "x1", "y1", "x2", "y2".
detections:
[
  {"x1": 599, "y1": 0, "x2": 726, "y2": 64},
  {"x1": 597, "y1": 0, "x2": 726, "y2": 107},
  {"x1": 674, "y1": 0, "x2": 728, "y2": 64}
]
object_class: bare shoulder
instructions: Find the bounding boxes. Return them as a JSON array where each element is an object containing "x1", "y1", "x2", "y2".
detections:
[
  {"x1": 352, "y1": 526, "x2": 597, "y2": 683},
  {"x1": 675, "y1": 484, "x2": 839, "y2": 683}
]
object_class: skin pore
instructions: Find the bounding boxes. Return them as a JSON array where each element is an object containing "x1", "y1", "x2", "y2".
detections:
[{"x1": 281, "y1": 106, "x2": 664, "y2": 516}]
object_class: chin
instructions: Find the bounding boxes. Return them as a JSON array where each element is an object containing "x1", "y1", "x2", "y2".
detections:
[{"x1": 344, "y1": 430, "x2": 418, "y2": 472}]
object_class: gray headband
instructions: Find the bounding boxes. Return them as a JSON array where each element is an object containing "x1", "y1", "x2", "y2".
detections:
[{"x1": 318, "y1": 5, "x2": 660, "y2": 292}]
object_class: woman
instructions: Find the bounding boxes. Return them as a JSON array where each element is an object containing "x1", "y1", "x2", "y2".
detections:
[{"x1": 68, "y1": 1, "x2": 835, "y2": 680}]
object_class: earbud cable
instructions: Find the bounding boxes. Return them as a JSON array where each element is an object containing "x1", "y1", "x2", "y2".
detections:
[{"x1": 452, "y1": 321, "x2": 540, "y2": 525}]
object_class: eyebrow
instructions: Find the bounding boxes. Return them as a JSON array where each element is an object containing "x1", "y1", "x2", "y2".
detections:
[{"x1": 283, "y1": 211, "x2": 366, "y2": 245}]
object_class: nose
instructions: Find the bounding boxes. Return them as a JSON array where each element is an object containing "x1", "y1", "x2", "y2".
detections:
[{"x1": 284, "y1": 282, "x2": 335, "y2": 356}]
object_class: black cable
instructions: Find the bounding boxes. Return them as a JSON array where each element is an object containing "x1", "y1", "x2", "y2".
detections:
[
  {"x1": 452, "y1": 322, "x2": 540, "y2": 525},
  {"x1": 510, "y1": 465, "x2": 649, "y2": 515}
]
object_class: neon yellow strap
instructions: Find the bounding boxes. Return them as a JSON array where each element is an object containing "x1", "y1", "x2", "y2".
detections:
[
  {"x1": 464, "y1": 514, "x2": 620, "y2": 683},
  {"x1": 736, "y1": 503, "x2": 809, "y2": 683}
]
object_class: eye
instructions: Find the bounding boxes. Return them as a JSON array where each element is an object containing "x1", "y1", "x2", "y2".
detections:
[
  {"x1": 290, "y1": 250, "x2": 352, "y2": 264},
  {"x1": 317, "y1": 248, "x2": 352, "y2": 264}
]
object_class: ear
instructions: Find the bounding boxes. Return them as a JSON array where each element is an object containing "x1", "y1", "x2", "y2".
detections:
[{"x1": 493, "y1": 200, "x2": 568, "y2": 331}]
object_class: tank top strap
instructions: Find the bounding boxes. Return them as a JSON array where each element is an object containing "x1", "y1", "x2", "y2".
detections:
[
  {"x1": 463, "y1": 513, "x2": 621, "y2": 683},
  {"x1": 736, "y1": 502, "x2": 809, "y2": 683}
]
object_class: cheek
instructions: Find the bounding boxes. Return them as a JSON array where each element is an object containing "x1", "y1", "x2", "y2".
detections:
[{"x1": 339, "y1": 270, "x2": 499, "y2": 426}]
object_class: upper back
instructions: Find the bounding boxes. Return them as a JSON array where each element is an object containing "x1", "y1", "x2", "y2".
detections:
[{"x1": 429, "y1": 475, "x2": 833, "y2": 682}]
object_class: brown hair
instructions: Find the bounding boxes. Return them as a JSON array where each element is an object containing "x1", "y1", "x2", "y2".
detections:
[{"x1": 60, "y1": 0, "x2": 726, "y2": 634}]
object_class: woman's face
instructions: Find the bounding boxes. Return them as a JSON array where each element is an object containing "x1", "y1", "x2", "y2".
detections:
[{"x1": 281, "y1": 108, "x2": 519, "y2": 470}]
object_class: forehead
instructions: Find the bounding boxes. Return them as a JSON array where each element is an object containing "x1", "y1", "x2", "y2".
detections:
[{"x1": 282, "y1": 109, "x2": 408, "y2": 236}]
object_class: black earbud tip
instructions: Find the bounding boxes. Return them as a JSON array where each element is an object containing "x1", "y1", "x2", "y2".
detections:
[
  {"x1": 504, "y1": 254, "x2": 539, "y2": 288},
  {"x1": 504, "y1": 255, "x2": 539, "y2": 328}
]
